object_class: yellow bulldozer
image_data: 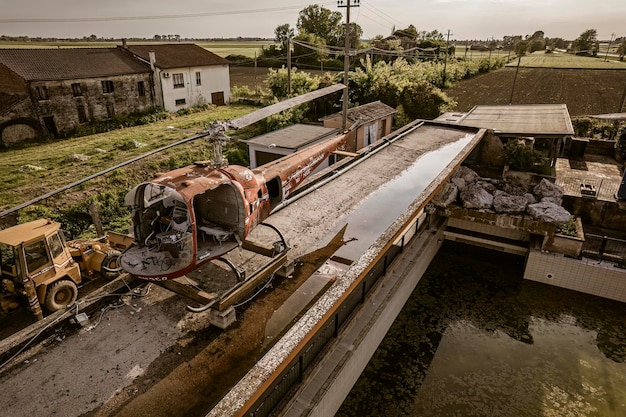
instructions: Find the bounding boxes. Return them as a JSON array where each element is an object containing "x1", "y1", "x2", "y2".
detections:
[{"x1": 0, "y1": 219, "x2": 132, "y2": 320}]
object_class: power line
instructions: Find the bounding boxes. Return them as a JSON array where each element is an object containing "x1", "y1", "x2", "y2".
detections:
[
  {"x1": 0, "y1": 3, "x2": 335, "y2": 24},
  {"x1": 365, "y1": 2, "x2": 410, "y2": 29}
]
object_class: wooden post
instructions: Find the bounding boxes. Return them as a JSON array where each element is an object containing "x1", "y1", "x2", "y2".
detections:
[{"x1": 89, "y1": 201, "x2": 104, "y2": 236}]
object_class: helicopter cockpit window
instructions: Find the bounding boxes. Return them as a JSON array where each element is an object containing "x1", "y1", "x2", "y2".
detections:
[{"x1": 24, "y1": 239, "x2": 50, "y2": 273}]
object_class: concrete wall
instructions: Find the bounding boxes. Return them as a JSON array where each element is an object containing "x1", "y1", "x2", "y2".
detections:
[
  {"x1": 159, "y1": 64, "x2": 230, "y2": 112},
  {"x1": 524, "y1": 250, "x2": 626, "y2": 303}
]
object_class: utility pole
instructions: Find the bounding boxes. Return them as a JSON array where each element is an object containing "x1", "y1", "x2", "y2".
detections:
[
  {"x1": 254, "y1": 51, "x2": 258, "y2": 96},
  {"x1": 509, "y1": 55, "x2": 522, "y2": 104},
  {"x1": 338, "y1": 0, "x2": 359, "y2": 130},
  {"x1": 442, "y1": 29, "x2": 451, "y2": 86},
  {"x1": 605, "y1": 33, "x2": 616, "y2": 62},
  {"x1": 287, "y1": 37, "x2": 292, "y2": 96}
]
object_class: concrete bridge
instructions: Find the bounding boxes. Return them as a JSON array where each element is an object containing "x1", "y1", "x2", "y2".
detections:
[{"x1": 206, "y1": 117, "x2": 626, "y2": 417}]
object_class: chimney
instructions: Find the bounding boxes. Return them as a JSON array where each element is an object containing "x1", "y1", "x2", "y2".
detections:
[
  {"x1": 122, "y1": 38, "x2": 127, "y2": 48},
  {"x1": 148, "y1": 51, "x2": 156, "y2": 71}
]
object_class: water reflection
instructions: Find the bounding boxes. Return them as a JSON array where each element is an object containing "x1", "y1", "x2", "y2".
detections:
[{"x1": 337, "y1": 242, "x2": 626, "y2": 417}]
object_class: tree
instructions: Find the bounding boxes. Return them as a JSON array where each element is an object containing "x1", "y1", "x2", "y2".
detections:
[
  {"x1": 274, "y1": 24, "x2": 294, "y2": 53},
  {"x1": 573, "y1": 29, "x2": 598, "y2": 54},
  {"x1": 296, "y1": 5, "x2": 343, "y2": 45},
  {"x1": 515, "y1": 40, "x2": 530, "y2": 56},
  {"x1": 529, "y1": 38, "x2": 546, "y2": 52},
  {"x1": 394, "y1": 25, "x2": 418, "y2": 40},
  {"x1": 293, "y1": 32, "x2": 328, "y2": 66},
  {"x1": 399, "y1": 81, "x2": 456, "y2": 119},
  {"x1": 336, "y1": 22, "x2": 363, "y2": 50},
  {"x1": 617, "y1": 40, "x2": 626, "y2": 61}
]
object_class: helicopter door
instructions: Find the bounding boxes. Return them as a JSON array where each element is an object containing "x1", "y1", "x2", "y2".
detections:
[{"x1": 266, "y1": 176, "x2": 283, "y2": 211}]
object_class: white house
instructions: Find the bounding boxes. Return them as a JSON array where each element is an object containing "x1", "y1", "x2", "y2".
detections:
[{"x1": 123, "y1": 43, "x2": 231, "y2": 112}]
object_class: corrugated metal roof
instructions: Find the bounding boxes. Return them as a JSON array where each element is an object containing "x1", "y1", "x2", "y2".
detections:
[
  {"x1": 0, "y1": 48, "x2": 151, "y2": 81},
  {"x1": 456, "y1": 104, "x2": 574, "y2": 136},
  {"x1": 321, "y1": 100, "x2": 396, "y2": 123},
  {"x1": 246, "y1": 124, "x2": 338, "y2": 149},
  {"x1": 124, "y1": 43, "x2": 230, "y2": 69}
]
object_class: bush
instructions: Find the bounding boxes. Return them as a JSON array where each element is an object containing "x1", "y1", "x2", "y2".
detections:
[{"x1": 504, "y1": 140, "x2": 543, "y2": 172}]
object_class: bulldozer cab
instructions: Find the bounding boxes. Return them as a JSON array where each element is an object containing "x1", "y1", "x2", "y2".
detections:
[{"x1": 0, "y1": 219, "x2": 81, "y2": 319}]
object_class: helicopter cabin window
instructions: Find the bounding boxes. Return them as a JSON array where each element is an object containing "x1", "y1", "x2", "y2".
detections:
[{"x1": 24, "y1": 239, "x2": 50, "y2": 273}]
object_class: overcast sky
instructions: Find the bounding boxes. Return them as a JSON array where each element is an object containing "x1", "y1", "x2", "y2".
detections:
[{"x1": 0, "y1": 0, "x2": 623, "y2": 41}]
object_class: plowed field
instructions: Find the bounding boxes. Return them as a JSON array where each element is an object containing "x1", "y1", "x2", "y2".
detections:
[{"x1": 445, "y1": 67, "x2": 626, "y2": 116}]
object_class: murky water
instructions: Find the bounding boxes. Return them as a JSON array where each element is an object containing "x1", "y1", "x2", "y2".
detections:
[
  {"x1": 334, "y1": 134, "x2": 474, "y2": 261},
  {"x1": 337, "y1": 242, "x2": 626, "y2": 417}
]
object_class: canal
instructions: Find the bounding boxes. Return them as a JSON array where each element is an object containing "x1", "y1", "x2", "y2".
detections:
[{"x1": 336, "y1": 241, "x2": 626, "y2": 416}]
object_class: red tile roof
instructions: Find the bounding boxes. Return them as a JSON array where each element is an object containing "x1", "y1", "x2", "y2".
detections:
[
  {"x1": 0, "y1": 48, "x2": 151, "y2": 81},
  {"x1": 123, "y1": 43, "x2": 230, "y2": 69}
]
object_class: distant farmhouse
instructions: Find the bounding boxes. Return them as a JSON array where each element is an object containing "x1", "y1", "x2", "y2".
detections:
[{"x1": 0, "y1": 43, "x2": 230, "y2": 146}]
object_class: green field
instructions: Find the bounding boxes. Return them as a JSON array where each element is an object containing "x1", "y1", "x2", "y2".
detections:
[
  {"x1": 505, "y1": 51, "x2": 626, "y2": 69},
  {"x1": 0, "y1": 40, "x2": 273, "y2": 58}
]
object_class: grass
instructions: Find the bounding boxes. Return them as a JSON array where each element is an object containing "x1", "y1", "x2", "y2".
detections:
[
  {"x1": 505, "y1": 51, "x2": 626, "y2": 69},
  {"x1": 0, "y1": 40, "x2": 274, "y2": 58},
  {"x1": 0, "y1": 104, "x2": 258, "y2": 211}
]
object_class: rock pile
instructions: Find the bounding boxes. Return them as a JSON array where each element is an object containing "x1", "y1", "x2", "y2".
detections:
[{"x1": 433, "y1": 166, "x2": 571, "y2": 224}]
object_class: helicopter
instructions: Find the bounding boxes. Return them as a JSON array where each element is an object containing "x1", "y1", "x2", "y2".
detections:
[{"x1": 119, "y1": 85, "x2": 350, "y2": 281}]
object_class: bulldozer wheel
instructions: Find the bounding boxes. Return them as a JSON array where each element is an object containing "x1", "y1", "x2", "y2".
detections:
[
  {"x1": 44, "y1": 280, "x2": 78, "y2": 312},
  {"x1": 101, "y1": 250, "x2": 122, "y2": 279}
]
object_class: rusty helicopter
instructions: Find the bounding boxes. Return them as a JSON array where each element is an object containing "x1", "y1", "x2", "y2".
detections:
[{"x1": 119, "y1": 84, "x2": 350, "y2": 281}]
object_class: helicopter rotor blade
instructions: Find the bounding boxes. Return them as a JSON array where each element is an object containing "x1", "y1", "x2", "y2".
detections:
[{"x1": 229, "y1": 84, "x2": 346, "y2": 130}]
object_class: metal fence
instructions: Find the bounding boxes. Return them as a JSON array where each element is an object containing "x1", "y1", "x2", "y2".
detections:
[
  {"x1": 582, "y1": 234, "x2": 626, "y2": 266},
  {"x1": 247, "y1": 217, "x2": 422, "y2": 417},
  {"x1": 556, "y1": 176, "x2": 620, "y2": 202}
]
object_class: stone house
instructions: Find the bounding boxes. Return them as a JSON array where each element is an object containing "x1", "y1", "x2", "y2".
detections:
[
  {"x1": 122, "y1": 43, "x2": 231, "y2": 112},
  {"x1": 0, "y1": 48, "x2": 154, "y2": 145}
]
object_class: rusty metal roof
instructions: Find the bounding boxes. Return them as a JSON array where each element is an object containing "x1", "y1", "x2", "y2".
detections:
[
  {"x1": 456, "y1": 104, "x2": 575, "y2": 137},
  {"x1": 0, "y1": 48, "x2": 151, "y2": 81},
  {"x1": 320, "y1": 100, "x2": 396, "y2": 123},
  {"x1": 246, "y1": 124, "x2": 338, "y2": 150},
  {"x1": 124, "y1": 43, "x2": 230, "y2": 69}
]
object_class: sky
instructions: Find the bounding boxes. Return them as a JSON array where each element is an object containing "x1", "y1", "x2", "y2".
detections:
[{"x1": 0, "y1": 0, "x2": 623, "y2": 41}]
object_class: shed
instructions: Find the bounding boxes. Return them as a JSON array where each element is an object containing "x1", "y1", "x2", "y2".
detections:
[
  {"x1": 436, "y1": 104, "x2": 575, "y2": 165},
  {"x1": 320, "y1": 101, "x2": 396, "y2": 151},
  {"x1": 246, "y1": 124, "x2": 339, "y2": 170}
]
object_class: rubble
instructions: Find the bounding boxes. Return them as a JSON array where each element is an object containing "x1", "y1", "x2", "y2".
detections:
[
  {"x1": 526, "y1": 201, "x2": 571, "y2": 224},
  {"x1": 493, "y1": 190, "x2": 528, "y2": 214},
  {"x1": 460, "y1": 183, "x2": 494, "y2": 209},
  {"x1": 533, "y1": 178, "x2": 564, "y2": 205}
]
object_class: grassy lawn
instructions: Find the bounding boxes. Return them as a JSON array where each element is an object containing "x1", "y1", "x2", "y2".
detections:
[
  {"x1": 0, "y1": 104, "x2": 258, "y2": 212},
  {"x1": 505, "y1": 51, "x2": 626, "y2": 69}
]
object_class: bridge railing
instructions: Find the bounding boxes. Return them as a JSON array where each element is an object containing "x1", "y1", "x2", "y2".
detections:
[
  {"x1": 582, "y1": 233, "x2": 626, "y2": 266},
  {"x1": 247, "y1": 215, "x2": 426, "y2": 417}
]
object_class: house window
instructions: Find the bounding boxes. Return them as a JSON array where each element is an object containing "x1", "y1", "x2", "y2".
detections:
[
  {"x1": 172, "y1": 73, "x2": 184, "y2": 88},
  {"x1": 35, "y1": 86, "x2": 49, "y2": 100},
  {"x1": 175, "y1": 98, "x2": 186, "y2": 106},
  {"x1": 71, "y1": 83, "x2": 82, "y2": 97},
  {"x1": 77, "y1": 104, "x2": 88, "y2": 123},
  {"x1": 137, "y1": 81, "x2": 146, "y2": 96},
  {"x1": 101, "y1": 80, "x2": 114, "y2": 93},
  {"x1": 195, "y1": 71, "x2": 201, "y2": 86}
]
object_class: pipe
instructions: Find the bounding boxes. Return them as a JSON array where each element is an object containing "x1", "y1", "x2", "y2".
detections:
[{"x1": 270, "y1": 121, "x2": 425, "y2": 214}]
